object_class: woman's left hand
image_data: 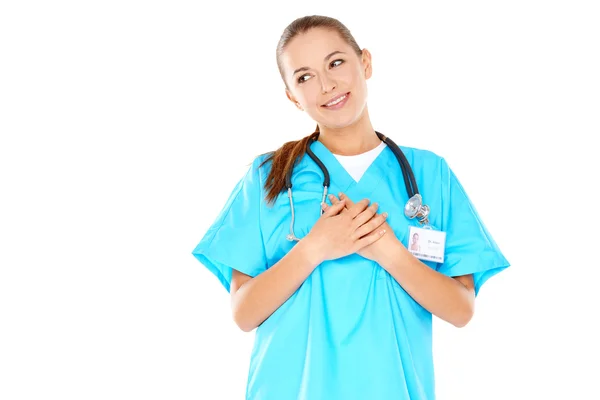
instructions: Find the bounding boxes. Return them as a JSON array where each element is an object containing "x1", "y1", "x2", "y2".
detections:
[{"x1": 325, "y1": 193, "x2": 399, "y2": 263}]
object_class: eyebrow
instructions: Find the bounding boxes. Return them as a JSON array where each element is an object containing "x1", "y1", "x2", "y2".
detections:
[{"x1": 292, "y1": 51, "x2": 346, "y2": 76}]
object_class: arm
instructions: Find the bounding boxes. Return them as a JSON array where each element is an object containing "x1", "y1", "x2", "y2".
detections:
[
  {"x1": 230, "y1": 239, "x2": 321, "y2": 332},
  {"x1": 330, "y1": 193, "x2": 475, "y2": 327},
  {"x1": 379, "y1": 239, "x2": 475, "y2": 328},
  {"x1": 230, "y1": 197, "x2": 384, "y2": 332}
]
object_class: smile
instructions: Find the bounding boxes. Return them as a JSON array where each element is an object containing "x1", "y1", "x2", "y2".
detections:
[{"x1": 322, "y1": 92, "x2": 350, "y2": 109}]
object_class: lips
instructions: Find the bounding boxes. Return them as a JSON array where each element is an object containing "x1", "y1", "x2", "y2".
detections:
[{"x1": 322, "y1": 92, "x2": 350, "y2": 107}]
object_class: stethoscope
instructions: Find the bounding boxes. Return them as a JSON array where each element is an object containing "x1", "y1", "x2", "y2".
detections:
[{"x1": 285, "y1": 131, "x2": 431, "y2": 242}]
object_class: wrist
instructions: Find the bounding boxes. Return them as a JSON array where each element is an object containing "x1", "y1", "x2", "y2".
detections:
[
  {"x1": 296, "y1": 237, "x2": 325, "y2": 268},
  {"x1": 379, "y1": 237, "x2": 407, "y2": 270}
]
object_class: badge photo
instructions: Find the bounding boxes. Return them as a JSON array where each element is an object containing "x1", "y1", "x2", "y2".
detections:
[{"x1": 408, "y1": 226, "x2": 446, "y2": 263}]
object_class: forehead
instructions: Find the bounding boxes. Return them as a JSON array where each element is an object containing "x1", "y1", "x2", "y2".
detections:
[{"x1": 281, "y1": 28, "x2": 351, "y2": 73}]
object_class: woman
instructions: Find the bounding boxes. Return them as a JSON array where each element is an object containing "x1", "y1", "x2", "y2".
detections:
[
  {"x1": 192, "y1": 15, "x2": 510, "y2": 400},
  {"x1": 410, "y1": 232, "x2": 421, "y2": 252}
]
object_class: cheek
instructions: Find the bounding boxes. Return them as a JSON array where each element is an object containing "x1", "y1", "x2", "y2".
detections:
[
  {"x1": 352, "y1": 75, "x2": 367, "y2": 97},
  {"x1": 305, "y1": 85, "x2": 324, "y2": 108}
]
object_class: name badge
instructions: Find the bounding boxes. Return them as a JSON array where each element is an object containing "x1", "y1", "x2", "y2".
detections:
[{"x1": 407, "y1": 226, "x2": 446, "y2": 263}]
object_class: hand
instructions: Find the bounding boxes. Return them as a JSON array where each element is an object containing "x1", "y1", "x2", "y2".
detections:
[
  {"x1": 302, "y1": 197, "x2": 389, "y2": 264},
  {"x1": 326, "y1": 193, "x2": 398, "y2": 263}
]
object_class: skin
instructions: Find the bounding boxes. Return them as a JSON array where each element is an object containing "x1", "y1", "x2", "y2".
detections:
[
  {"x1": 281, "y1": 27, "x2": 381, "y2": 155},
  {"x1": 230, "y1": 27, "x2": 475, "y2": 332}
]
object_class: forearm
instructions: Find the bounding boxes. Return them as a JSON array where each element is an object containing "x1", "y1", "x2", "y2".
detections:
[
  {"x1": 231, "y1": 240, "x2": 321, "y2": 332},
  {"x1": 379, "y1": 240, "x2": 474, "y2": 327}
]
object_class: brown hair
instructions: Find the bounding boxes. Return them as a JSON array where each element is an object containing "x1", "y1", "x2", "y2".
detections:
[{"x1": 259, "y1": 15, "x2": 363, "y2": 205}]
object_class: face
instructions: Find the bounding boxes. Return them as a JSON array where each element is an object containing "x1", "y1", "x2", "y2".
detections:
[
  {"x1": 281, "y1": 28, "x2": 372, "y2": 129},
  {"x1": 412, "y1": 233, "x2": 419, "y2": 243}
]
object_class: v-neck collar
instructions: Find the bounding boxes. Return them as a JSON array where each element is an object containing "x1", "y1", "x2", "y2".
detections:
[{"x1": 309, "y1": 139, "x2": 394, "y2": 198}]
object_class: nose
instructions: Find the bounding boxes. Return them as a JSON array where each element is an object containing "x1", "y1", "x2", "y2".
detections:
[{"x1": 320, "y1": 73, "x2": 336, "y2": 94}]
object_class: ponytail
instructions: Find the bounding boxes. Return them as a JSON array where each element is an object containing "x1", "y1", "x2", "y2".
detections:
[{"x1": 259, "y1": 125, "x2": 320, "y2": 206}]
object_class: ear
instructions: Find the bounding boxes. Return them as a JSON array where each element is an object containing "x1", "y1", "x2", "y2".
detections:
[
  {"x1": 286, "y1": 88, "x2": 303, "y2": 111},
  {"x1": 361, "y1": 48, "x2": 373, "y2": 80}
]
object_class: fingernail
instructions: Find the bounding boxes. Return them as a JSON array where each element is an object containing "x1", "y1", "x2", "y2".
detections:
[
  {"x1": 383, "y1": 212, "x2": 388, "y2": 218},
  {"x1": 328, "y1": 194, "x2": 334, "y2": 200},
  {"x1": 321, "y1": 202, "x2": 326, "y2": 209},
  {"x1": 338, "y1": 192, "x2": 344, "y2": 198}
]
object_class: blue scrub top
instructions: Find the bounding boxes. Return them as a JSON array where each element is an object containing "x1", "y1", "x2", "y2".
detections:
[{"x1": 192, "y1": 139, "x2": 510, "y2": 400}]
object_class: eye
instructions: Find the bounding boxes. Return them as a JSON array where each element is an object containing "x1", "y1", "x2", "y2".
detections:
[
  {"x1": 297, "y1": 60, "x2": 344, "y2": 85},
  {"x1": 297, "y1": 74, "x2": 310, "y2": 84}
]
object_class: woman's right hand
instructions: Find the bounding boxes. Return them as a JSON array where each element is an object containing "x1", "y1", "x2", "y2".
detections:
[{"x1": 302, "y1": 197, "x2": 388, "y2": 264}]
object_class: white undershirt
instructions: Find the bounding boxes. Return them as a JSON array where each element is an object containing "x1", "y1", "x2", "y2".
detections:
[{"x1": 332, "y1": 141, "x2": 387, "y2": 183}]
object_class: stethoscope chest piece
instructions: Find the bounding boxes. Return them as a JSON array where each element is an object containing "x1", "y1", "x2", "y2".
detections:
[{"x1": 404, "y1": 194, "x2": 430, "y2": 225}]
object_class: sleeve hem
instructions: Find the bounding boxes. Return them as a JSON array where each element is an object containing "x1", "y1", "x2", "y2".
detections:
[
  {"x1": 192, "y1": 247, "x2": 264, "y2": 293},
  {"x1": 438, "y1": 254, "x2": 510, "y2": 296}
]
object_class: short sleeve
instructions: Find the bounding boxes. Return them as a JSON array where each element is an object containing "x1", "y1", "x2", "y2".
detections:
[
  {"x1": 437, "y1": 158, "x2": 510, "y2": 296},
  {"x1": 191, "y1": 156, "x2": 268, "y2": 292}
]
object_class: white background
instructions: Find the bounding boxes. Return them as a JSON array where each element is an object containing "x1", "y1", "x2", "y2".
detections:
[{"x1": 1, "y1": 1, "x2": 599, "y2": 399}]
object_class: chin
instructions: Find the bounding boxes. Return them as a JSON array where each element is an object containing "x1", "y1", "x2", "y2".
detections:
[
  {"x1": 321, "y1": 119, "x2": 356, "y2": 130},
  {"x1": 318, "y1": 112, "x2": 363, "y2": 130}
]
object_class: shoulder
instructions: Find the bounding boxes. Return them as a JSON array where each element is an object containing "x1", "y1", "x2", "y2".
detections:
[
  {"x1": 238, "y1": 152, "x2": 275, "y2": 194},
  {"x1": 249, "y1": 152, "x2": 274, "y2": 179},
  {"x1": 397, "y1": 144, "x2": 450, "y2": 170}
]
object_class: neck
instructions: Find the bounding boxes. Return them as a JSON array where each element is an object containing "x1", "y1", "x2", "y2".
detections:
[{"x1": 316, "y1": 106, "x2": 381, "y2": 156}]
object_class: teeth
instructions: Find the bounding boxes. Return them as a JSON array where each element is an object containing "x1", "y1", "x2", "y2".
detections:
[{"x1": 326, "y1": 94, "x2": 347, "y2": 107}]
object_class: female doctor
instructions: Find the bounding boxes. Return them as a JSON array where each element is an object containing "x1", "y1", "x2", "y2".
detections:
[{"x1": 192, "y1": 15, "x2": 510, "y2": 400}]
